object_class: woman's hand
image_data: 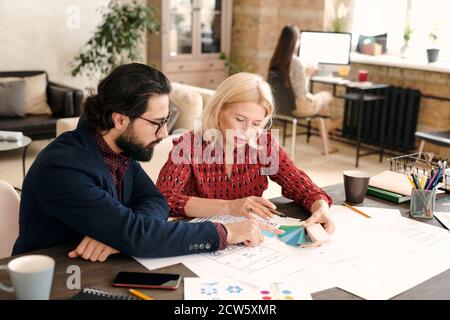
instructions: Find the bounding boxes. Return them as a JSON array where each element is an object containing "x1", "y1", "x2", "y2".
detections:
[
  {"x1": 68, "y1": 236, "x2": 120, "y2": 262},
  {"x1": 226, "y1": 196, "x2": 276, "y2": 220},
  {"x1": 303, "y1": 200, "x2": 335, "y2": 234},
  {"x1": 305, "y1": 63, "x2": 316, "y2": 78}
]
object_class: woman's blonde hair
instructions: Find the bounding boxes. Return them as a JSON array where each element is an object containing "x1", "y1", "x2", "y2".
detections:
[{"x1": 201, "y1": 72, "x2": 275, "y2": 134}]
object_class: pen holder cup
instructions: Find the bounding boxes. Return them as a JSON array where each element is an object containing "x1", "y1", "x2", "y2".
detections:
[{"x1": 409, "y1": 188, "x2": 436, "y2": 219}]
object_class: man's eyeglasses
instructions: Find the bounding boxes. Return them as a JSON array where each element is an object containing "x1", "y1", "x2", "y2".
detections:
[{"x1": 138, "y1": 111, "x2": 171, "y2": 135}]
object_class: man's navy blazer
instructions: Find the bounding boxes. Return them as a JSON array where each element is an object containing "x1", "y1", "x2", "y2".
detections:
[{"x1": 12, "y1": 117, "x2": 220, "y2": 257}]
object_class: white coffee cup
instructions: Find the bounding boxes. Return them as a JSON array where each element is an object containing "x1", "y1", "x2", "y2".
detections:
[{"x1": 0, "y1": 255, "x2": 55, "y2": 300}]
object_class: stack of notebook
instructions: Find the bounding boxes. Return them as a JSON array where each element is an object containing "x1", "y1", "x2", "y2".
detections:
[
  {"x1": 367, "y1": 170, "x2": 412, "y2": 203},
  {"x1": 71, "y1": 288, "x2": 138, "y2": 300}
]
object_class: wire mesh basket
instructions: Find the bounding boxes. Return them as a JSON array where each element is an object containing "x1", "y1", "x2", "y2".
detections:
[{"x1": 388, "y1": 152, "x2": 449, "y2": 193}]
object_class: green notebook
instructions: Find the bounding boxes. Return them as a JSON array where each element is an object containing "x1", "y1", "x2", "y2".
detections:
[{"x1": 366, "y1": 186, "x2": 411, "y2": 203}]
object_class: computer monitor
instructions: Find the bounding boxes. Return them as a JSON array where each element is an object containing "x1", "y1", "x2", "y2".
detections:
[{"x1": 298, "y1": 31, "x2": 352, "y2": 77}]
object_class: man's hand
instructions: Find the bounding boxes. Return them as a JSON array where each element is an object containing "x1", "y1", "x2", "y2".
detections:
[
  {"x1": 68, "y1": 236, "x2": 120, "y2": 262},
  {"x1": 224, "y1": 220, "x2": 284, "y2": 247}
]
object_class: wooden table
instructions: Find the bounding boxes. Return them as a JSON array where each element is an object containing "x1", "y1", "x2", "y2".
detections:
[{"x1": 1, "y1": 184, "x2": 449, "y2": 300}]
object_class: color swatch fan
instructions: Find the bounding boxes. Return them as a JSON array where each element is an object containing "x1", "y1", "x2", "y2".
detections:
[{"x1": 277, "y1": 225, "x2": 307, "y2": 246}]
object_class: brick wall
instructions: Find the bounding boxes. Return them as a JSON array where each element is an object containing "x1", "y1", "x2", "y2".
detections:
[
  {"x1": 350, "y1": 63, "x2": 450, "y2": 156},
  {"x1": 231, "y1": 0, "x2": 326, "y2": 77},
  {"x1": 230, "y1": 0, "x2": 449, "y2": 156}
]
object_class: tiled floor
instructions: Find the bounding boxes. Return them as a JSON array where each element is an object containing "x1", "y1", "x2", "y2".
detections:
[{"x1": 0, "y1": 134, "x2": 390, "y2": 195}]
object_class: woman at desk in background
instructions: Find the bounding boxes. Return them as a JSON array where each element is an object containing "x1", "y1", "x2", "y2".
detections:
[
  {"x1": 156, "y1": 72, "x2": 335, "y2": 234},
  {"x1": 269, "y1": 25, "x2": 337, "y2": 154}
]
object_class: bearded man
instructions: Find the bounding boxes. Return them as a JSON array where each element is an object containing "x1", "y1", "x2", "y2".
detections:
[{"x1": 13, "y1": 63, "x2": 279, "y2": 260}]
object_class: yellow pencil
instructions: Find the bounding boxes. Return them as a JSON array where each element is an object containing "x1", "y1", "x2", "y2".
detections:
[
  {"x1": 129, "y1": 288, "x2": 154, "y2": 300},
  {"x1": 419, "y1": 176, "x2": 427, "y2": 189},
  {"x1": 407, "y1": 176, "x2": 417, "y2": 190},
  {"x1": 343, "y1": 202, "x2": 371, "y2": 219}
]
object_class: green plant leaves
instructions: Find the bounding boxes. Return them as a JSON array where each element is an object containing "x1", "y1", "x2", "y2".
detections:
[{"x1": 70, "y1": 0, "x2": 160, "y2": 79}]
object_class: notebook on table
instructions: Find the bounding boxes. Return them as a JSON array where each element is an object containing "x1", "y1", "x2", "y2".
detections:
[
  {"x1": 369, "y1": 170, "x2": 412, "y2": 196},
  {"x1": 366, "y1": 186, "x2": 411, "y2": 203},
  {"x1": 71, "y1": 288, "x2": 138, "y2": 300}
]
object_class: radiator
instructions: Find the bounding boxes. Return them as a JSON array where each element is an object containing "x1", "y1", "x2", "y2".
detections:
[{"x1": 342, "y1": 86, "x2": 422, "y2": 152}]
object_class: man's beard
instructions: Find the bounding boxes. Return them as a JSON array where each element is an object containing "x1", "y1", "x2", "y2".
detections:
[{"x1": 115, "y1": 127, "x2": 162, "y2": 162}]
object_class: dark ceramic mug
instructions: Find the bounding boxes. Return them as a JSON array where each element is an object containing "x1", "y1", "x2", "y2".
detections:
[{"x1": 343, "y1": 170, "x2": 371, "y2": 204}]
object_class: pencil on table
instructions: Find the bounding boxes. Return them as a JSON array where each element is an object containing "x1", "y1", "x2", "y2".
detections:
[
  {"x1": 268, "y1": 208, "x2": 286, "y2": 218},
  {"x1": 343, "y1": 202, "x2": 371, "y2": 218},
  {"x1": 129, "y1": 289, "x2": 154, "y2": 300}
]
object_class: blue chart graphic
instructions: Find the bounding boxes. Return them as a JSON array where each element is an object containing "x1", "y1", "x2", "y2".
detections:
[
  {"x1": 225, "y1": 285, "x2": 244, "y2": 294},
  {"x1": 200, "y1": 282, "x2": 219, "y2": 296}
]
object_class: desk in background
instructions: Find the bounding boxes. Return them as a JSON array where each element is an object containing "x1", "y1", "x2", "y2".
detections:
[
  {"x1": 310, "y1": 77, "x2": 392, "y2": 167},
  {"x1": 0, "y1": 183, "x2": 449, "y2": 300}
]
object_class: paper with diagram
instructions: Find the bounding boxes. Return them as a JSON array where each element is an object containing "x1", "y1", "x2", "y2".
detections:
[
  {"x1": 184, "y1": 277, "x2": 312, "y2": 300},
  {"x1": 328, "y1": 206, "x2": 450, "y2": 299},
  {"x1": 132, "y1": 214, "x2": 302, "y2": 271},
  {"x1": 134, "y1": 206, "x2": 450, "y2": 300}
]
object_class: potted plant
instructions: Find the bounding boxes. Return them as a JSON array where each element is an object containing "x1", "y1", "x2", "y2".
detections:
[
  {"x1": 401, "y1": 23, "x2": 414, "y2": 59},
  {"x1": 332, "y1": 0, "x2": 350, "y2": 33},
  {"x1": 70, "y1": 0, "x2": 159, "y2": 86},
  {"x1": 219, "y1": 52, "x2": 252, "y2": 75},
  {"x1": 427, "y1": 23, "x2": 439, "y2": 63}
]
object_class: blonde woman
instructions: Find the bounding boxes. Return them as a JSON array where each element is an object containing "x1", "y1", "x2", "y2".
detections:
[{"x1": 156, "y1": 72, "x2": 335, "y2": 234}]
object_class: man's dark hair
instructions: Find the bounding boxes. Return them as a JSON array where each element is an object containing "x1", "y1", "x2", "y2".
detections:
[{"x1": 83, "y1": 63, "x2": 171, "y2": 132}]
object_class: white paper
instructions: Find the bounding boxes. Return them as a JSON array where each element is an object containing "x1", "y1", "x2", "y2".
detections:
[
  {"x1": 183, "y1": 237, "x2": 320, "y2": 285},
  {"x1": 133, "y1": 254, "x2": 196, "y2": 271},
  {"x1": 435, "y1": 211, "x2": 450, "y2": 230},
  {"x1": 133, "y1": 214, "x2": 302, "y2": 271},
  {"x1": 134, "y1": 206, "x2": 450, "y2": 300},
  {"x1": 184, "y1": 277, "x2": 312, "y2": 300},
  {"x1": 335, "y1": 249, "x2": 450, "y2": 300},
  {"x1": 329, "y1": 206, "x2": 450, "y2": 299},
  {"x1": 285, "y1": 266, "x2": 338, "y2": 294},
  {"x1": 190, "y1": 214, "x2": 302, "y2": 227}
]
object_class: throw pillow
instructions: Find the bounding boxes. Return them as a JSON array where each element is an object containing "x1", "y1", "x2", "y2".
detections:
[
  {"x1": 22, "y1": 73, "x2": 52, "y2": 115},
  {"x1": 169, "y1": 82, "x2": 203, "y2": 131},
  {"x1": 0, "y1": 79, "x2": 26, "y2": 117}
]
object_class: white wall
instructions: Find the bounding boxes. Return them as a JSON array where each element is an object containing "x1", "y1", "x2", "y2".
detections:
[{"x1": 0, "y1": 0, "x2": 147, "y2": 91}]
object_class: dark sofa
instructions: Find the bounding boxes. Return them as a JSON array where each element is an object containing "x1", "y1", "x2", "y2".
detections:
[{"x1": 0, "y1": 71, "x2": 83, "y2": 140}]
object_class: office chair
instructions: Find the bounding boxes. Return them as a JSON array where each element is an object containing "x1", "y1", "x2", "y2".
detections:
[
  {"x1": 415, "y1": 130, "x2": 450, "y2": 155},
  {"x1": 268, "y1": 70, "x2": 331, "y2": 159}
]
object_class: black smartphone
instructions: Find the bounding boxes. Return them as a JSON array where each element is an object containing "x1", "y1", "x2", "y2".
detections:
[{"x1": 112, "y1": 271, "x2": 181, "y2": 290}]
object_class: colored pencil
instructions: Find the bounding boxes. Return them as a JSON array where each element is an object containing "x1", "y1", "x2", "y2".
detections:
[{"x1": 343, "y1": 202, "x2": 371, "y2": 218}]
